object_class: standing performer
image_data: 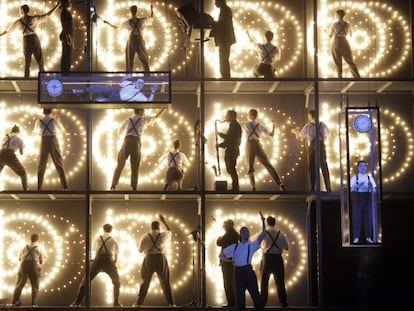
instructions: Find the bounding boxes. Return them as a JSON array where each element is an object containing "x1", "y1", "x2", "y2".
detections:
[
  {"x1": 0, "y1": 2, "x2": 60, "y2": 78},
  {"x1": 216, "y1": 219, "x2": 239, "y2": 308},
  {"x1": 11, "y1": 233, "x2": 44, "y2": 307},
  {"x1": 59, "y1": 0, "x2": 73, "y2": 74},
  {"x1": 291, "y1": 110, "x2": 332, "y2": 191},
  {"x1": 217, "y1": 110, "x2": 242, "y2": 191},
  {"x1": 0, "y1": 125, "x2": 28, "y2": 191},
  {"x1": 159, "y1": 139, "x2": 190, "y2": 191},
  {"x1": 260, "y1": 216, "x2": 289, "y2": 308},
  {"x1": 222, "y1": 212, "x2": 266, "y2": 311},
  {"x1": 133, "y1": 214, "x2": 175, "y2": 307},
  {"x1": 209, "y1": 0, "x2": 236, "y2": 78},
  {"x1": 35, "y1": 108, "x2": 68, "y2": 191},
  {"x1": 70, "y1": 224, "x2": 122, "y2": 307},
  {"x1": 104, "y1": 4, "x2": 153, "y2": 72},
  {"x1": 350, "y1": 160, "x2": 377, "y2": 244},
  {"x1": 110, "y1": 108, "x2": 165, "y2": 191},
  {"x1": 329, "y1": 9, "x2": 361, "y2": 78},
  {"x1": 241, "y1": 109, "x2": 286, "y2": 191}
]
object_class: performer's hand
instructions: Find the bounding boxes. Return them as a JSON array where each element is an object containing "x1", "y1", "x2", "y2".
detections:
[
  {"x1": 150, "y1": 84, "x2": 159, "y2": 93},
  {"x1": 158, "y1": 214, "x2": 165, "y2": 221},
  {"x1": 259, "y1": 211, "x2": 265, "y2": 221}
]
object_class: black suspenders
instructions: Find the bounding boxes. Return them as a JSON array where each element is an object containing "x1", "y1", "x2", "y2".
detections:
[
  {"x1": 127, "y1": 118, "x2": 141, "y2": 135},
  {"x1": 233, "y1": 243, "x2": 251, "y2": 265},
  {"x1": 40, "y1": 118, "x2": 54, "y2": 136},
  {"x1": 24, "y1": 245, "x2": 38, "y2": 260},
  {"x1": 97, "y1": 236, "x2": 112, "y2": 255},
  {"x1": 168, "y1": 152, "x2": 178, "y2": 167},
  {"x1": 148, "y1": 233, "x2": 161, "y2": 253},
  {"x1": 261, "y1": 45, "x2": 277, "y2": 63},
  {"x1": 20, "y1": 16, "x2": 35, "y2": 34},
  {"x1": 265, "y1": 230, "x2": 281, "y2": 254},
  {"x1": 129, "y1": 19, "x2": 140, "y2": 35},
  {"x1": 356, "y1": 174, "x2": 371, "y2": 192},
  {"x1": 248, "y1": 122, "x2": 260, "y2": 139},
  {"x1": 2, "y1": 134, "x2": 13, "y2": 149}
]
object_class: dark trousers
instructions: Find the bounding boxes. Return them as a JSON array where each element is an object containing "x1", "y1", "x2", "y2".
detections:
[
  {"x1": 61, "y1": 39, "x2": 72, "y2": 73},
  {"x1": 12, "y1": 261, "x2": 40, "y2": 305},
  {"x1": 234, "y1": 265, "x2": 264, "y2": 311},
  {"x1": 221, "y1": 260, "x2": 236, "y2": 306},
  {"x1": 246, "y1": 140, "x2": 282, "y2": 189},
  {"x1": 260, "y1": 253, "x2": 288, "y2": 307},
  {"x1": 23, "y1": 34, "x2": 44, "y2": 78},
  {"x1": 0, "y1": 149, "x2": 27, "y2": 190},
  {"x1": 126, "y1": 34, "x2": 150, "y2": 72},
  {"x1": 38, "y1": 136, "x2": 68, "y2": 190},
  {"x1": 254, "y1": 63, "x2": 275, "y2": 79},
  {"x1": 74, "y1": 255, "x2": 121, "y2": 305},
  {"x1": 137, "y1": 253, "x2": 174, "y2": 305},
  {"x1": 164, "y1": 167, "x2": 184, "y2": 190},
  {"x1": 224, "y1": 147, "x2": 239, "y2": 190},
  {"x1": 111, "y1": 136, "x2": 141, "y2": 190},
  {"x1": 309, "y1": 141, "x2": 331, "y2": 191},
  {"x1": 351, "y1": 192, "x2": 373, "y2": 240},
  {"x1": 332, "y1": 37, "x2": 360, "y2": 78},
  {"x1": 218, "y1": 44, "x2": 232, "y2": 78}
]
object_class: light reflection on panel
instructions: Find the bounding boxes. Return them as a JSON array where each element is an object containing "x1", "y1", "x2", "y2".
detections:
[
  {"x1": 0, "y1": 103, "x2": 87, "y2": 191},
  {"x1": 316, "y1": 0, "x2": 411, "y2": 77}
]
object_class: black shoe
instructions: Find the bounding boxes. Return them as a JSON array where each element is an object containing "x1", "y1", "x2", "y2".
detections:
[{"x1": 280, "y1": 183, "x2": 287, "y2": 191}]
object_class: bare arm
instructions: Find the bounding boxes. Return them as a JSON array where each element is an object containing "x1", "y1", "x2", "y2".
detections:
[
  {"x1": 159, "y1": 214, "x2": 171, "y2": 231},
  {"x1": 257, "y1": 211, "x2": 266, "y2": 242},
  {"x1": 103, "y1": 20, "x2": 118, "y2": 29},
  {"x1": 270, "y1": 120, "x2": 275, "y2": 137},
  {"x1": 44, "y1": 1, "x2": 60, "y2": 16}
]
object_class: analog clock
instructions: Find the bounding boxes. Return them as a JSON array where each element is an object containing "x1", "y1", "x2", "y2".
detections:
[
  {"x1": 46, "y1": 78, "x2": 64, "y2": 97},
  {"x1": 353, "y1": 114, "x2": 372, "y2": 133}
]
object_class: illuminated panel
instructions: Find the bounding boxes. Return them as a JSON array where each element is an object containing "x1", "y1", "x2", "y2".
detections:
[
  {"x1": 95, "y1": 210, "x2": 193, "y2": 305},
  {"x1": 205, "y1": 104, "x2": 299, "y2": 188},
  {"x1": 0, "y1": 103, "x2": 86, "y2": 190},
  {"x1": 0, "y1": 209, "x2": 84, "y2": 298},
  {"x1": 205, "y1": 210, "x2": 306, "y2": 305},
  {"x1": 95, "y1": 1, "x2": 191, "y2": 74},
  {"x1": 92, "y1": 109, "x2": 194, "y2": 188},
  {"x1": 289, "y1": 104, "x2": 413, "y2": 188},
  {"x1": 316, "y1": 1, "x2": 411, "y2": 77},
  {"x1": 0, "y1": 0, "x2": 87, "y2": 77},
  {"x1": 205, "y1": 1, "x2": 303, "y2": 77}
]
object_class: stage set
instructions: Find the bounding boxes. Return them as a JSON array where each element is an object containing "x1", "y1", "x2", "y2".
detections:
[{"x1": 0, "y1": 0, "x2": 413, "y2": 310}]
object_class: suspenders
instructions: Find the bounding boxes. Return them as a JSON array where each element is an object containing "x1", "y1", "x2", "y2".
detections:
[
  {"x1": 20, "y1": 16, "x2": 35, "y2": 35},
  {"x1": 2, "y1": 134, "x2": 13, "y2": 149},
  {"x1": 127, "y1": 117, "x2": 141, "y2": 135},
  {"x1": 261, "y1": 45, "x2": 277, "y2": 63},
  {"x1": 248, "y1": 122, "x2": 260, "y2": 139},
  {"x1": 168, "y1": 152, "x2": 178, "y2": 167},
  {"x1": 148, "y1": 233, "x2": 161, "y2": 253},
  {"x1": 335, "y1": 22, "x2": 348, "y2": 37},
  {"x1": 40, "y1": 118, "x2": 54, "y2": 136},
  {"x1": 355, "y1": 174, "x2": 371, "y2": 192},
  {"x1": 233, "y1": 243, "x2": 251, "y2": 265},
  {"x1": 265, "y1": 230, "x2": 281, "y2": 254},
  {"x1": 97, "y1": 236, "x2": 112, "y2": 255},
  {"x1": 24, "y1": 245, "x2": 38, "y2": 261},
  {"x1": 129, "y1": 19, "x2": 141, "y2": 35}
]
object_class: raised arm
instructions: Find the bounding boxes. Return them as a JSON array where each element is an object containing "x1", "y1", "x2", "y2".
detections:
[
  {"x1": 44, "y1": 1, "x2": 60, "y2": 17},
  {"x1": 159, "y1": 214, "x2": 171, "y2": 231},
  {"x1": 103, "y1": 19, "x2": 118, "y2": 29},
  {"x1": 257, "y1": 211, "x2": 266, "y2": 242},
  {"x1": 270, "y1": 120, "x2": 275, "y2": 137}
]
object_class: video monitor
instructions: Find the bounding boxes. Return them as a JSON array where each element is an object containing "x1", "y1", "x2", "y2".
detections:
[{"x1": 38, "y1": 71, "x2": 171, "y2": 109}]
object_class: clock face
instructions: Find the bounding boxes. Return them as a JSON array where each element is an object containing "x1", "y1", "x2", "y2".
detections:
[
  {"x1": 46, "y1": 78, "x2": 63, "y2": 97},
  {"x1": 353, "y1": 114, "x2": 372, "y2": 133}
]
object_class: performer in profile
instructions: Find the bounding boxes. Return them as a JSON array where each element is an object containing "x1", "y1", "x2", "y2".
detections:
[
  {"x1": 159, "y1": 139, "x2": 190, "y2": 191},
  {"x1": 59, "y1": 0, "x2": 73, "y2": 74},
  {"x1": 209, "y1": 0, "x2": 236, "y2": 78},
  {"x1": 103, "y1": 4, "x2": 153, "y2": 72},
  {"x1": 217, "y1": 110, "x2": 242, "y2": 191},
  {"x1": 110, "y1": 108, "x2": 166, "y2": 191},
  {"x1": 11, "y1": 233, "x2": 44, "y2": 307},
  {"x1": 216, "y1": 219, "x2": 239, "y2": 308},
  {"x1": 241, "y1": 109, "x2": 286, "y2": 191},
  {"x1": 34, "y1": 108, "x2": 68, "y2": 191},
  {"x1": 133, "y1": 214, "x2": 175, "y2": 307},
  {"x1": 0, "y1": 2, "x2": 60, "y2": 78},
  {"x1": 70, "y1": 224, "x2": 122, "y2": 307},
  {"x1": 0, "y1": 125, "x2": 28, "y2": 191}
]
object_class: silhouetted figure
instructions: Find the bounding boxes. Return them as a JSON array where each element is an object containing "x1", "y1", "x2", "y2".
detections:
[{"x1": 60, "y1": 0, "x2": 73, "y2": 74}]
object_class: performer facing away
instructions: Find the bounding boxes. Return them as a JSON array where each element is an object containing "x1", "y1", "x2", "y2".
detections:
[
  {"x1": 216, "y1": 219, "x2": 240, "y2": 308},
  {"x1": 159, "y1": 139, "x2": 190, "y2": 191},
  {"x1": 59, "y1": 0, "x2": 73, "y2": 74},
  {"x1": 103, "y1": 4, "x2": 153, "y2": 72},
  {"x1": 133, "y1": 214, "x2": 175, "y2": 307},
  {"x1": 222, "y1": 212, "x2": 266, "y2": 311},
  {"x1": 0, "y1": 125, "x2": 28, "y2": 191},
  {"x1": 291, "y1": 110, "x2": 332, "y2": 191},
  {"x1": 35, "y1": 108, "x2": 68, "y2": 191},
  {"x1": 350, "y1": 160, "x2": 377, "y2": 244},
  {"x1": 217, "y1": 110, "x2": 242, "y2": 191},
  {"x1": 110, "y1": 108, "x2": 166, "y2": 191},
  {"x1": 0, "y1": 2, "x2": 60, "y2": 78},
  {"x1": 241, "y1": 109, "x2": 286, "y2": 191},
  {"x1": 260, "y1": 216, "x2": 289, "y2": 308},
  {"x1": 11, "y1": 233, "x2": 45, "y2": 307},
  {"x1": 71, "y1": 224, "x2": 122, "y2": 307}
]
